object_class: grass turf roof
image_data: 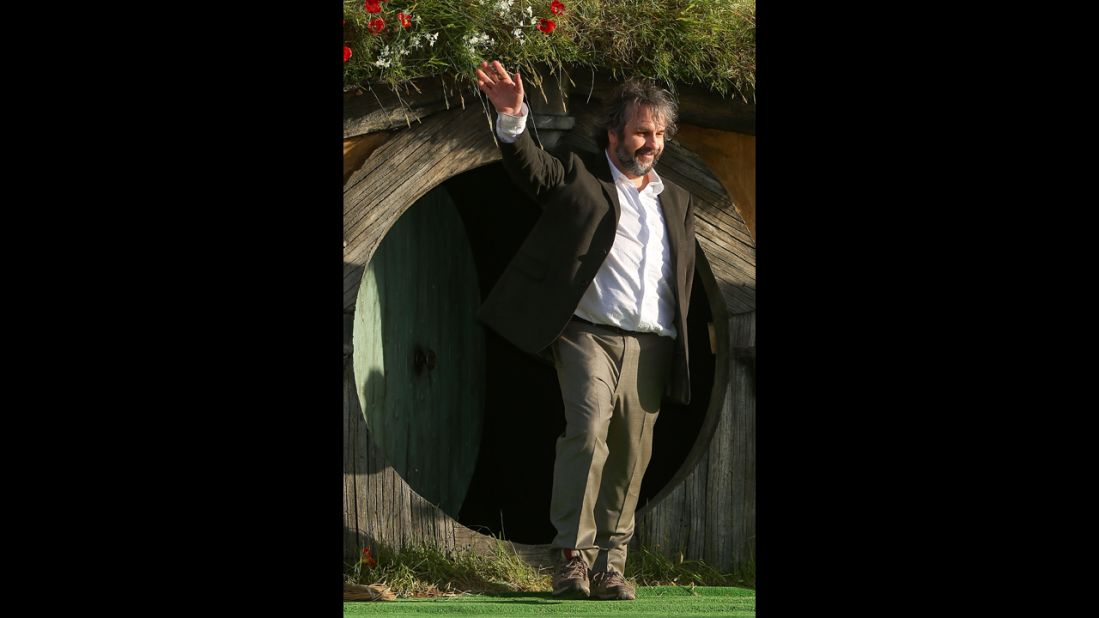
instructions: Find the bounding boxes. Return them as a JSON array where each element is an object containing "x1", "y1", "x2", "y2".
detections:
[{"x1": 343, "y1": 0, "x2": 755, "y2": 102}]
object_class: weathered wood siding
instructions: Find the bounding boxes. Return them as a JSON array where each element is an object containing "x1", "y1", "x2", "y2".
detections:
[
  {"x1": 343, "y1": 105, "x2": 499, "y2": 313},
  {"x1": 344, "y1": 132, "x2": 392, "y2": 185},
  {"x1": 675, "y1": 126, "x2": 756, "y2": 240}
]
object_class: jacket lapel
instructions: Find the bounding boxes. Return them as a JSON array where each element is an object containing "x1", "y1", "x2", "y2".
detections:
[
  {"x1": 593, "y1": 151, "x2": 686, "y2": 279},
  {"x1": 590, "y1": 150, "x2": 622, "y2": 222},
  {"x1": 659, "y1": 184, "x2": 686, "y2": 291}
]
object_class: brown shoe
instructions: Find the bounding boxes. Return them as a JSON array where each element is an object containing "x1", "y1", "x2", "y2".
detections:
[
  {"x1": 552, "y1": 551, "x2": 590, "y2": 599},
  {"x1": 589, "y1": 570, "x2": 636, "y2": 600}
]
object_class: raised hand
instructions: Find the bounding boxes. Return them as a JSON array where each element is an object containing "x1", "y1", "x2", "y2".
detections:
[{"x1": 475, "y1": 60, "x2": 524, "y2": 115}]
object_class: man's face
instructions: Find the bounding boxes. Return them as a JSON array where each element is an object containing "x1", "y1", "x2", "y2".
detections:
[{"x1": 607, "y1": 104, "x2": 666, "y2": 178}]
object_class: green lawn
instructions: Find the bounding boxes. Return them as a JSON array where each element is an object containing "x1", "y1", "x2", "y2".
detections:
[{"x1": 344, "y1": 585, "x2": 754, "y2": 616}]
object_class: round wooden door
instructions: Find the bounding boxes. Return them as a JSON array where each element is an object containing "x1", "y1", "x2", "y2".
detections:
[{"x1": 352, "y1": 185, "x2": 485, "y2": 517}]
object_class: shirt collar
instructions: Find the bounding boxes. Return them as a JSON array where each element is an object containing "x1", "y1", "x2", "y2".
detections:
[{"x1": 604, "y1": 150, "x2": 665, "y2": 196}]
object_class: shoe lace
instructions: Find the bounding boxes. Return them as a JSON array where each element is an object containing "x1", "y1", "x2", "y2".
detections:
[
  {"x1": 562, "y1": 557, "x2": 588, "y2": 579},
  {"x1": 594, "y1": 570, "x2": 626, "y2": 586}
]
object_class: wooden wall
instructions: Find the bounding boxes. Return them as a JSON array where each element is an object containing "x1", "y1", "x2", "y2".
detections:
[
  {"x1": 343, "y1": 80, "x2": 755, "y2": 574},
  {"x1": 344, "y1": 133, "x2": 391, "y2": 185},
  {"x1": 675, "y1": 126, "x2": 756, "y2": 240}
]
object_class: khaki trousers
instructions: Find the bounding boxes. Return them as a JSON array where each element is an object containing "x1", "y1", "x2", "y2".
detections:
[{"x1": 549, "y1": 318, "x2": 674, "y2": 574}]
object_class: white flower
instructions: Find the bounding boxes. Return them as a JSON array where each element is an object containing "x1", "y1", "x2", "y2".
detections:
[
  {"x1": 465, "y1": 32, "x2": 494, "y2": 51},
  {"x1": 427, "y1": 32, "x2": 439, "y2": 47},
  {"x1": 374, "y1": 45, "x2": 396, "y2": 67}
]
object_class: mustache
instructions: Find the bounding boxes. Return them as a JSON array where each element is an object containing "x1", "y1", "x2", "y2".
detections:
[{"x1": 635, "y1": 147, "x2": 658, "y2": 156}]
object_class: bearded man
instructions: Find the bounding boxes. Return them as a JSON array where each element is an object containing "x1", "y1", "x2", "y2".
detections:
[{"x1": 475, "y1": 60, "x2": 697, "y2": 601}]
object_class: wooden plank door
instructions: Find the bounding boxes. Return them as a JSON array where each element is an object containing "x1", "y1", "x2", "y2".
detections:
[{"x1": 352, "y1": 185, "x2": 485, "y2": 517}]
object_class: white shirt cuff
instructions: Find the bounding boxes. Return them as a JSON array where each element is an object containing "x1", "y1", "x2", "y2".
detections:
[{"x1": 495, "y1": 103, "x2": 529, "y2": 143}]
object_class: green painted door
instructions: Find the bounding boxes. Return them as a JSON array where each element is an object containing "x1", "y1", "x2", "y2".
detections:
[{"x1": 352, "y1": 185, "x2": 485, "y2": 517}]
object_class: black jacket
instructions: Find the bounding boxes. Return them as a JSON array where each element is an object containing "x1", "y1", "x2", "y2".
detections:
[{"x1": 477, "y1": 128, "x2": 697, "y2": 405}]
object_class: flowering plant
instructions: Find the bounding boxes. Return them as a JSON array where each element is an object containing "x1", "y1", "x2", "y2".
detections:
[
  {"x1": 343, "y1": 0, "x2": 755, "y2": 101},
  {"x1": 360, "y1": 547, "x2": 377, "y2": 568}
]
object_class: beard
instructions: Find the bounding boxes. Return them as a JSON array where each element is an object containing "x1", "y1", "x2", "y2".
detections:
[{"x1": 615, "y1": 142, "x2": 661, "y2": 176}]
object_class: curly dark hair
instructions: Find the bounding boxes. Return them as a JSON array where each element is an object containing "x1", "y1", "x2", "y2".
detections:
[{"x1": 593, "y1": 78, "x2": 679, "y2": 150}]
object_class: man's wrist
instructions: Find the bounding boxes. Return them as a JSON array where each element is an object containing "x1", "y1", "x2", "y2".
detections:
[{"x1": 495, "y1": 103, "x2": 529, "y2": 143}]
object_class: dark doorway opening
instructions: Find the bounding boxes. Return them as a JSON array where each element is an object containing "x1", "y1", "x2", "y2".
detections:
[{"x1": 437, "y1": 163, "x2": 716, "y2": 544}]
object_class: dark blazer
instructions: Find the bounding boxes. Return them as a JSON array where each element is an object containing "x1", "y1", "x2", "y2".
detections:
[{"x1": 477, "y1": 127, "x2": 697, "y2": 405}]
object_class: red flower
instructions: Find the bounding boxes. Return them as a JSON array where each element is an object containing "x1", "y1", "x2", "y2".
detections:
[
  {"x1": 344, "y1": 45, "x2": 353, "y2": 63},
  {"x1": 550, "y1": 1, "x2": 565, "y2": 15},
  {"x1": 369, "y1": 18, "x2": 385, "y2": 34},
  {"x1": 537, "y1": 18, "x2": 556, "y2": 34},
  {"x1": 398, "y1": 12, "x2": 412, "y2": 29},
  {"x1": 361, "y1": 547, "x2": 377, "y2": 568},
  {"x1": 364, "y1": 0, "x2": 382, "y2": 14}
]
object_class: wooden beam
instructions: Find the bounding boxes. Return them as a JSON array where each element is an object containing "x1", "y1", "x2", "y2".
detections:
[
  {"x1": 344, "y1": 70, "x2": 755, "y2": 138},
  {"x1": 344, "y1": 76, "x2": 480, "y2": 139},
  {"x1": 344, "y1": 132, "x2": 394, "y2": 185}
]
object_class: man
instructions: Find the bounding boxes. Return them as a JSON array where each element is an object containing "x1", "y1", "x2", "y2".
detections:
[{"x1": 474, "y1": 60, "x2": 696, "y2": 601}]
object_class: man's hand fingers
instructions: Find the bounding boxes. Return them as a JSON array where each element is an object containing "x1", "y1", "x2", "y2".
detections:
[
  {"x1": 492, "y1": 60, "x2": 512, "y2": 83},
  {"x1": 476, "y1": 60, "x2": 524, "y2": 112},
  {"x1": 476, "y1": 62, "x2": 496, "y2": 87},
  {"x1": 474, "y1": 68, "x2": 495, "y2": 87}
]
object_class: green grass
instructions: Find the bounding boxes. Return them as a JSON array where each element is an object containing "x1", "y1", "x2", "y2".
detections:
[{"x1": 344, "y1": 585, "x2": 754, "y2": 615}]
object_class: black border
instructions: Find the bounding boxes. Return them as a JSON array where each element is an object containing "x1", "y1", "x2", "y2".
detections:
[
  {"x1": 88, "y1": 4, "x2": 1000, "y2": 614},
  {"x1": 755, "y1": 3, "x2": 983, "y2": 613},
  {"x1": 110, "y1": 7, "x2": 346, "y2": 614}
]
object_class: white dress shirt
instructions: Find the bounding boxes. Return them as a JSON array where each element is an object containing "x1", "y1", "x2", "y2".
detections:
[{"x1": 496, "y1": 106, "x2": 678, "y2": 339}]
